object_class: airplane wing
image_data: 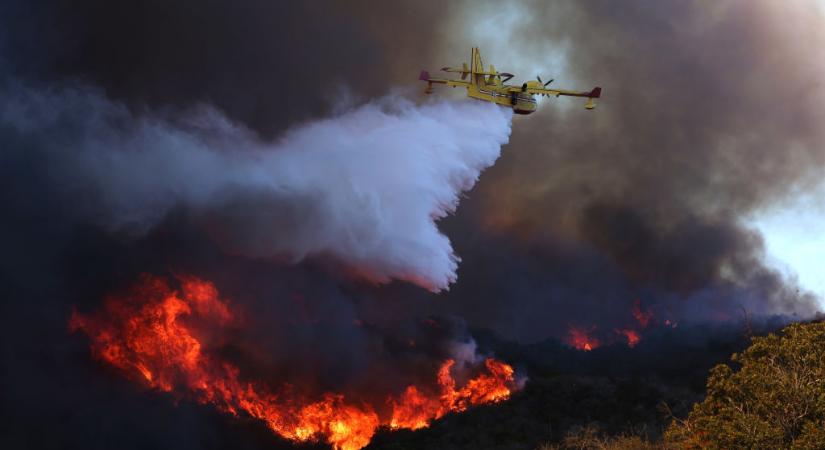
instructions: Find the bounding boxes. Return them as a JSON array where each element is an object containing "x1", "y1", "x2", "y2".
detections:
[
  {"x1": 512, "y1": 85, "x2": 602, "y2": 109},
  {"x1": 419, "y1": 70, "x2": 471, "y2": 93}
]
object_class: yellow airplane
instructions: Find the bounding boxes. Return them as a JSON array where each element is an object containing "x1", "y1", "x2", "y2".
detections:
[{"x1": 419, "y1": 47, "x2": 601, "y2": 114}]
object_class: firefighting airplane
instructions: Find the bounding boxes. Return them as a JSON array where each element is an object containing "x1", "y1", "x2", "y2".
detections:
[{"x1": 419, "y1": 47, "x2": 601, "y2": 114}]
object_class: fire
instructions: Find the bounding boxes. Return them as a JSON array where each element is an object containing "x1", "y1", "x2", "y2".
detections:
[
  {"x1": 69, "y1": 274, "x2": 517, "y2": 450},
  {"x1": 389, "y1": 358, "x2": 513, "y2": 430},
  {"x1": 564, "y1": 300, "x2": 662, "y2": 351},
  {"x1": 389, "y1": 386, "x2": 442, "y2": 430},
  {"x1": 615, "y1": 328, "x2": 641, "y2": 348},
  {"x1": 567, "y1": 326, "x2": 601, "y2": 351},
  {"x1": 631, "y1": 299, "x2": 653, "y2": 328}
]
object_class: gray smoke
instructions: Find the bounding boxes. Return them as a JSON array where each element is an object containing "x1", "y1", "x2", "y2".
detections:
[{"x1": 1, "y1": 83, "x2": 512, "y2": 291}]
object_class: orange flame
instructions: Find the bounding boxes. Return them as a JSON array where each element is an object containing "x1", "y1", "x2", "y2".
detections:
[
  {"x1": 69, "y1": 274, "x2": 517, "y2": 450},
  {"x1": 567, "y1": 326, "x2": 601, "y2": 351},
  {"x1": 389, "y1": 358, "x2": 514, "y2": 430},
  {"x1": 615, "y1": 328, "x2": 641, "y2": 348}
]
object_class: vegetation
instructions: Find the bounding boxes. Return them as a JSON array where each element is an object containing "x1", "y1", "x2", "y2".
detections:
[
  {"x1": 370, "y1": 321, "x2": 825, "y2": 450},
  {"x1": 533, "y1": 321, "x2": 825, "y2": 450},
  {"x1": 538, "y1": 425, "x2": 667, "y2": 450},
  {"x1": 665, "y1": 321, "x2": 825, "y2": 449}
]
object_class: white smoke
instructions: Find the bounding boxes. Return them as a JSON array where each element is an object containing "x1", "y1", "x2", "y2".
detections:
[{"x1": 1, "y1": 84, "x2": 512, "y2": 291}]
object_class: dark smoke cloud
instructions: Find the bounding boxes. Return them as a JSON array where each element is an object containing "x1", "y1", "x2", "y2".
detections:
[
  {"x1": 0, "y1": 0, "x2": 444, "y2": 135},
  {"x1": 0, "y1": 1, "x2": 470, "y2": 448},
  {"x1": 477, "y1": 1, "x2": 825, "y2": 217},
  {"x1": 392, "y1": 0, "x2": 824, "y2": 341},
  {"x1": 2, "y1": 1, "x2": 825, "y2": 449}
]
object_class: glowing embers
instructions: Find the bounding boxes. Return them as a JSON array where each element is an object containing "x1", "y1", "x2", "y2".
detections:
[
  {"x1": 566, "y1": 299, "x2": 679, "y2": 351},
  {"x1": 69, "y1": 274, "x2": 517, "y2": 450},
  {"x1": 615, "y1": 328, "x2": 641, "y2": 348},
  {"x1": 566, "y1": 325, "x2": 602, "y2": 351}
]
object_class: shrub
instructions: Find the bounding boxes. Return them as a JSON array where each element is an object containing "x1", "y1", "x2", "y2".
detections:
[
  {"x1": 665, "y1": 321, "x2": 825, "y2": 449},
  {"x1": 537, "y1": 424, "x2": 667, "y2": 450}
]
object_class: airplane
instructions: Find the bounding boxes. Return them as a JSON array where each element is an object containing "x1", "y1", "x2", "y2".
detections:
[{"x1": 419, "y1": 47, "x2": 601, "y2": 114}]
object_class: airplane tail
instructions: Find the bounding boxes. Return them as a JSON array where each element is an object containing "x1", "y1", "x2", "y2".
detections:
[
  {"x1": 585, "y1": 87, "x2": 602, "y2": 110},
  {"x1": 419, "y1": 70, "x2": 437, "y2": 94},
  {"x1": 471, "y1": 47, "x2": 483, "y2": 74}
]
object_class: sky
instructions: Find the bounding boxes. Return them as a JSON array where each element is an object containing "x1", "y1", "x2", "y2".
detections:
[
  {"x1": 743, "y1": 0, "x2": 825, "y2": 308},
  {"x1": 2, "y1": 0, "x2": 824, "y2": 338},
  {"x1": 1, "y1": 0, "x2": 824, "y2": 333},
  {"x1": 2, "y1": 2, "x2": 825, "y2": 447},
  {"x1": 750, "y1": 186, "x2": 825, "y2": 308},
  {"x1": 746, "y1": 0, "x2": 825, "y2": 309}
]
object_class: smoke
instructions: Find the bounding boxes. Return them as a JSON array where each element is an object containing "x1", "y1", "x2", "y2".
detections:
[
  {"x1": 380, "y1": 0, "x2": 825, "y2": 342},
  {"x1": 0, "y1": 83, "x2": 511, "y2": 291},
  {"x1": 3, "y1": 1, "x2": 825, "y2": 448}
]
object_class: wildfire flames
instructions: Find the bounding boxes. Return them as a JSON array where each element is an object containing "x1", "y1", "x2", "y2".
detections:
[
  {"x1": 567, "y1": 326, "x2": 601, "y2": 351},
  {"x1": 69, "y1": 275, "x2": 517, "y2": 450},
  {"x1": 389, "y1": 358, "x2": 514, "y2": 430},
  {"x1": 567, "y1": 299, "x2": 661, "y2": 351},
  {"x1": 615, "y1": 328, "x2": 641, "y2": 347}
]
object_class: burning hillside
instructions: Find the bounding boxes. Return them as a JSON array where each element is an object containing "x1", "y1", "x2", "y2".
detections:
[
  {"x1": 69, "y1": 275, "x2": 518, "y2": 450},
  {"x1": 564, "y1": 300, "x2": 667, "y2": 351},
  {"x1": 4, "y1": 1, "x2": 825, "y2": 449}
]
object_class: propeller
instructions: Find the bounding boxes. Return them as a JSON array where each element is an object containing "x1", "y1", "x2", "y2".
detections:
[{"x1": 536, "y1": 76, "x2": 554, "y2": 87}]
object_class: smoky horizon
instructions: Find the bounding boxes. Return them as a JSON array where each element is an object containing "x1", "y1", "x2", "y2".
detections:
[{"x1": 2, "y1": 1, "x2": 825, "y2": 449}]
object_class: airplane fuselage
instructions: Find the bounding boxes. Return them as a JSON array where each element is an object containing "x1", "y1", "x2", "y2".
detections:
[
  {"x1": 420, "y1": 47, "x2": 600, "y2": 113},
  {"x1": 466, "y1": 84, "x2": 538, "y2": 115}
]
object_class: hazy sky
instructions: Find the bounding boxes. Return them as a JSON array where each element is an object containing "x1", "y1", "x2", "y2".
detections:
[
  {"x1": 751, "y1": 186, "x2": 825, "y2": 308},
  {"x1": 3, "y1": 2, "x2": 825, "y2": 448}
]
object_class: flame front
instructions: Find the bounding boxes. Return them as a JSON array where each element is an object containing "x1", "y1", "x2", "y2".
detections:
[
  {"x1": 389, "y1": 358, "x2": 514, "y2": 430},
  {"x1": 616, "y1": 328, "x2": 641, "y2": 347},
  {"x1": 567, "y1": 325, "x2": 601, "y2": 351},
  {"x1": 69, "y1": 274, "x2": 517, "y2": 450}
]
